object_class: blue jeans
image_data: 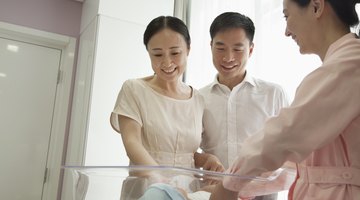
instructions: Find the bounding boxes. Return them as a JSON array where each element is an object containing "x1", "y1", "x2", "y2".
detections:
[{"x1": 139, "y1": 183, "x2": 186, "y2": 200}]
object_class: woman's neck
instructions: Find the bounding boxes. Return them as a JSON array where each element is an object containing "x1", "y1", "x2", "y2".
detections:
[{"x1": 146, "y1": 75, "x2": 191, "y2": 99}]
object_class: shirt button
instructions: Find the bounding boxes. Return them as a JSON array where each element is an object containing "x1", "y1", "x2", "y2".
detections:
[{"x1": 341, "y1": 172, "x2": 353, "y2": 180}]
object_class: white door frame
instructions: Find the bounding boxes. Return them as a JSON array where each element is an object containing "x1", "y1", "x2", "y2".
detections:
[{"x1": 0, "y1": 21, "x2": 76, "y2": 200}]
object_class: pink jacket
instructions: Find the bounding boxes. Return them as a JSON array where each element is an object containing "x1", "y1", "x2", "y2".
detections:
[{"x1": 223, "y1": 33, "x2": 360, "y2": 200}]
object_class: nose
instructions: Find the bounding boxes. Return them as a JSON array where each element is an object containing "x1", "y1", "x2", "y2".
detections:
[
  {"x1": 161, "y1": 56, "x2": 173, "y2": 68},
  {"x1": 285, "y1": 28, "x2": 291, "y2": 37},
  {"x1": 222, "y1": 51, "x2": 235, "y2": 62}
]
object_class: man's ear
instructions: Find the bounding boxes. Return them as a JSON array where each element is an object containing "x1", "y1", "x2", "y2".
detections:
[
  {"x1": 249, "y1": 42, "x2": 254, "y2": 57},
  {"x1": 311, "y1": 0, "x2": 324, "y2": 17}
]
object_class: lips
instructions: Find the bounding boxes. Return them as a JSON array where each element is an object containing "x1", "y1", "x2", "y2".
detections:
[
  {"x1": 221, "y1": 64, "x2": 237, "y2": 70},
  {"x1": 292, "y1": 36, "x2": 298, "y2": 44},
  {"x1": 162, "y1": 68, "x2": 176, "y2": 73}
]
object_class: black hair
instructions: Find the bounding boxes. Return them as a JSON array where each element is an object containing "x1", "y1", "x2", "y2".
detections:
[
  {"x1": 143, "y1": 16, "x2": 191, "y2": 49},
  {"x1": 291, "y1": 0, "x2": 360, "y2": 35},
  {"x1": 209, "y1": 12, "x2": 255, "y2": 43}
]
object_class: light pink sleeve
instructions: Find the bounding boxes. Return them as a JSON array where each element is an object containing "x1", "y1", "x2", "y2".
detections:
[
  {"x1": 223, "y1": 57, "x2": 360, "y2": 192},
  {"x1": 110, "y1": 80, "x2": 142, "y2": 133}
]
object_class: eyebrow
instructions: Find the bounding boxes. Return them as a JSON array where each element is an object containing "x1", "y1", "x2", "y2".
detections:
[
  {"x1": 214, "y1": 41, "x2": 225, "y2": 46},
  {"x1": 151, "y1": 46, "x2": 181, "y2": 51},
  {"x1": 214, "y1": 41, "x2": 244, "y2": 47}
]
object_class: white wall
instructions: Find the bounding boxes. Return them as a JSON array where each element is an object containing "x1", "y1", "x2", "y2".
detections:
[
  {"x1": 85, "y1": 15, "x2": 153, "y2": 166},
  {"x1": 98, "y1": 0, "x2": 174, "y2": 25},
  {"x1": 66, "y1": 15, "x2": 98, "y2": 166}
]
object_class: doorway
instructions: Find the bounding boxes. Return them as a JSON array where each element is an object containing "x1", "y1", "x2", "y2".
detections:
[{"x1": 0, "y1": 22, "x2": 76, "y2": 200}]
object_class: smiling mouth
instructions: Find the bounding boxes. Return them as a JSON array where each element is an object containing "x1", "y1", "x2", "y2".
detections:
[
  {"x1": 221, "y1": 64, "x2": 237, "y2": 70},
  {"x1": 162, "y1": 68, "x2": 176, "y2": 74},
  {"x1": 292, "y1": 36, "x2": 298, "y2": 43}
]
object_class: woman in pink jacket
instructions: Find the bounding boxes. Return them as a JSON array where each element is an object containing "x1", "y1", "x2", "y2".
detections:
[{"x1": 210, "y1": 0, "x2": 360, "y2": 199}]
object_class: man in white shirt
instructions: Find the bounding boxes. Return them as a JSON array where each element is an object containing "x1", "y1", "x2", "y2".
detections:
[{"x1": 194, "y1": 12, "x2": 289, "y2": 200}]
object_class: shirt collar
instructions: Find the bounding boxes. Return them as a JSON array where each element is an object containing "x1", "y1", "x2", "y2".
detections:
[
  {"x1": 324, "y1": 33, "x2": 357, "y2": 61},
  {"x1": 209, "y1": 71, "x2": 256, "y2": 90}
]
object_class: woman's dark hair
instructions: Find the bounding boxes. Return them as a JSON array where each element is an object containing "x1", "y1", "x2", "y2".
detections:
[
  {"x1": 143, "y1": 16, "x2": 191, "y2": 49},
  {"x1": 210, "y1": 12, "x2": 255, "y2": 43},
  {"x1": 292, "y1": 0, "x2": 360, "y2": 35}
]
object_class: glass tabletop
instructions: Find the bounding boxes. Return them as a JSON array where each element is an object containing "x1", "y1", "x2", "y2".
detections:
[{"x1": 62, "y1": 165, "x2": 296, "y2": 200}]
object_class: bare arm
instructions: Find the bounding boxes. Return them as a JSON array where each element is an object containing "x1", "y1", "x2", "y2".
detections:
[{"x1": 119, "y1": 115, "x2": 158, "y2": 166}]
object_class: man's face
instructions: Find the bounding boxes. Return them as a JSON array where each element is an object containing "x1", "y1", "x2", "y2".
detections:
[{"x1": 211, "y1": 28, "x2": 253, "y2": 83}]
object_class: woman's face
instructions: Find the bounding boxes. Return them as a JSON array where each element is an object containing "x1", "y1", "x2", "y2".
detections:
[
  {"x1": 283, "y1": 0, "x2": 318, "y2": 54},
  {"x1": 147, "y1": 28, "x2": 189, "y2": 82}
]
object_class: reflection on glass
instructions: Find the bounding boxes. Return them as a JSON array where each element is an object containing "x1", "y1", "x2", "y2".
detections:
[
  {"x1": 7, "y1": 44, "x2": 19, "y2": 52},
  {"x1": 63, "y1": 165, "x2": 296, "y2": 200}
]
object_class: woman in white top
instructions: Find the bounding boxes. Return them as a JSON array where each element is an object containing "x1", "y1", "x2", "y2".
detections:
[{"x1": 110, "y1": 16, "x2": 204, "y2": 199}]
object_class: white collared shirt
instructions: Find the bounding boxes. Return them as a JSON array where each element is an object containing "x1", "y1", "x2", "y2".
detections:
[{"x1": 200, "y1": 73, "x2": 289, "y2": 168}]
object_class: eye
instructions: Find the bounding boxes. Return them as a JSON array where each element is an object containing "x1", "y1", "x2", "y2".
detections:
[
  {"x1": 234, "y1": 48, "x2": 244, "y2": 52},
  {"x1": 171, "y1": 52, "x2": 180, "y2": 56},
  {"x1": 153, "y1": 54, "x2": 162, "y2": 57},
  {"x1": 216, "y1": 48, "x2": 225, "y2": 51}
]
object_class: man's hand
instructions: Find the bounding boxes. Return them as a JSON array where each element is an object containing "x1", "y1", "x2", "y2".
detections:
[
  {"x1": 194, "y1": 152, "x2": 225, "y2": 185},
  {"x1": 194, "y1": 152, "x2": 225, "y2": 172},
  {"x1": 202, "y1": 154, "x2": 225, "y2": 172},
  {"x1": 202, "y1": 154, "x2": 225, "y2": 185}
]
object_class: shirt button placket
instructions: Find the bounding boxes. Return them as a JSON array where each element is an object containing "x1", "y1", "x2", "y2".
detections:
[{"x1": 227, "y1": 92, "x2": 237, "y2": 166}]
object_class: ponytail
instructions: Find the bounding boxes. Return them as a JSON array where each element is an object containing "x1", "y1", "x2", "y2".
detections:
[{"x1": 327, "y1": 0, "x2": 360, "y2": 36}]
